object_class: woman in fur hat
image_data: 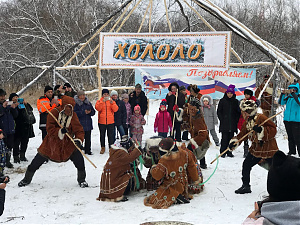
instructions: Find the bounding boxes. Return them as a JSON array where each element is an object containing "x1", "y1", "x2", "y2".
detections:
[
  {"x1": 242, "y1": 151, "x2": 300, "y2": 225},
  {"x1": 166, "y1": 82, "x2": 185, "y2": 142},
  {"x1": 228, "y1": 99, "x2": 278, "y2": 194},
  {"x1": 144, "y1": 137, "x2": 202, "y2": 209}
]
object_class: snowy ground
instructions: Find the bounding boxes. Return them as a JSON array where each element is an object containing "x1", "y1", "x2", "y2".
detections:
[{"x1": 0, "y1": 100, "x2": 288, "y2": 224}]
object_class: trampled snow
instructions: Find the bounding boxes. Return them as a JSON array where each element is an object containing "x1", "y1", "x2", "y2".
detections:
[{"x1": 0, "y1": 100, "x2": 288, "y2": 224}]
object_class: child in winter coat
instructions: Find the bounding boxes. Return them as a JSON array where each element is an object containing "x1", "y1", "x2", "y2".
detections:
[
  {"x1": 0, "y1": 129, "x2": 9, "y2": 176},
  {"x1": 130, "y1": 105, "x2": 146, "y2": 145},
  {"x1": 122, "y1": 93, "x2": 132, "y2": 136},
  {"x1": 154, "y1": 99, "x2": 172, "y2": 138},
  {"x1": 201, "y1": 95, "x2": 220, "y2": 146}
]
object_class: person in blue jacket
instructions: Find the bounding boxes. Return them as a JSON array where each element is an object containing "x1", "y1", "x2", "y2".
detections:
[
  {"x1": 74, "y1": 90, "x2": 95, "y2": 155},
  {"x1": 279, "y1": 82, "x2": 300, "y2": 156}
]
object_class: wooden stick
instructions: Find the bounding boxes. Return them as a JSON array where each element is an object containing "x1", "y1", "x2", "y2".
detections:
[
  {"x1": 41, "y1": 103, "x2": 97, "y2": 168},
  {"x1": 171, "y1": 90, "x2": 178, "y2": 137},
  {"x1": 210, "y1": 111, "x2": 282, "y2": 164},
  {"x1": 257, "y1": 59, "x2": 279, "y2": 100}
]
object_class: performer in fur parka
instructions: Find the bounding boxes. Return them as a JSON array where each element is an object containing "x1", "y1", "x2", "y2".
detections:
[
  {"x1": 144, "y1": 137, "x2": 202, "y2": 209},
  {"x1": 182, "y1": 104, "x2": 210, "y2": 167},
  {"x1": 18, "y1": 95, "x2": 88, "y2": 188},
  {"x1": 97, "y1": 135, "x2": 144, "y2": 202},
  {"x1": 228, "y1": 99, "x2": 278, "y2": 194}
]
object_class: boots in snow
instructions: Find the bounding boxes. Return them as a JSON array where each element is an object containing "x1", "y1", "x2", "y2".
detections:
[
  {"x1": 20, "y1": 152, "x2": 28, "y2": 162},
  {"x1": 176, "y1": 194, "x2": 190, "y2": 204},
  {"x1": 200, "y1": 157, "x2": 207, "y2": 169},
  {"x1": 18, "y1": 169, "x2": 35, "y2": 187},
  {"x1": 100, "y1": 147, "x2": 105, "y2": 154},
  {"x1": 14, "y1": 155, "x2": 20, "y2": 163},
  {"x1": 6, "y1": 153, "x2": 14, "y2": 168},
  {"x1": 77, "y1": 170, "x2": 88, "y2": 188},
  {"x1": 235, "y1": 184, "x2": 251, "y2": 194}
]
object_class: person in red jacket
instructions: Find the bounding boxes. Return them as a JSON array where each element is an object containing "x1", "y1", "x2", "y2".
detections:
[
  {"x1": 154, "y1": 99, "x2": 172, "y2": 138},
  {"x1": 95, "y1": 89, "x2": 119, "y2": 154},
  {"x1": 237, "y1": 89, "x2": 260, "y2": 157}
]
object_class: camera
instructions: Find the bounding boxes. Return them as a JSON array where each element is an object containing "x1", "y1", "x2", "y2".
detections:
[
  {"x1": 104, "y1": 96, "x2": 111, "y2": 101},
  {"x1": 17, "y1": 98, "x2": 25, "y2": 109},
  {"x1": 0, "y1": 176, "x2": 10, "y2": 184}
]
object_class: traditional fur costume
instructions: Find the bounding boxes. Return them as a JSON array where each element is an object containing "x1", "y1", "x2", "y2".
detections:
[
  {"x1": 144, "y1": 138, "x2": 201, "y2": 209},
  {"x1": 229, "y1": 100, "x2": 278, "y2": 194},
  {"x1": 18, "y1": 95, "x2": 88, "y2": 188},
  {"x1": 97, "y1": 140, "x2": 144, "y2": 202},
  {"x1": 182, "y1": 105, "x2": 210, "y2": 160},
  {"x1": 230, "y1": 100, "x2": 278, "y2": 159},
  {"x1": 255, "y1": 79, "x2": 273, "y2": 117},
  {"x1": 38, "y1": 96, "x2": 84, "y2": 162}
]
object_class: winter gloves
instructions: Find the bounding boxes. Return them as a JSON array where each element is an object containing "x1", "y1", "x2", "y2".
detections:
[
  {"x1": 252, "y1": 125, "x2": 262, "y2": 133},
  {"x1": 228, "y1": 139, "x2": 239, "y2": 151},
  {"x1": 61, "y1": 127, "x2": 68, "y2": 134},
  {"x1": 74, "y1": 139, "x2": 84, "y2": 150},
  {"x1": 173, "y1": 104, "x2": 179, "y2": 112}
]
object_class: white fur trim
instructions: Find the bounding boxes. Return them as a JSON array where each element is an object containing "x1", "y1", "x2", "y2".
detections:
[
  {"x1": 145, "y1": 137, "x2": 163, "y2": 152},
  {"x1": 159, "y1": 143, "x2": 175, "y2": 153},
  {"x1": 58, "y1": 129, "x2": 65, "y2": 140},
  {"x1": 190, "y1": 138, "x2": 199, "y2": 149},
  {"x1": 257, "y1": 126, "x2": 265, "y2": 141},
  {"x1": 229, "y1": 138, "x2": 239, "y2": 151},
  {"x1": 175, "y1": 108, "x2": 184, "y2": 121}
]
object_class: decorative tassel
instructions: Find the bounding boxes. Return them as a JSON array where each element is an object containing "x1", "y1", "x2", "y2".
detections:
[
  {"x1": 138, "y1": 155, "x2": 144, "y2": 171},
  {"x1": 133, "y1": 160, "x2": 140, "y2": 189}
]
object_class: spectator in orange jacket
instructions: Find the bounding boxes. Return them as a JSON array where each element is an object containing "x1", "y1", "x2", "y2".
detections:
[
  {"x1": 37, "y1": 86, "x2": 60, "y2": 140},
  {"x1": 95, "y1": 89, "x2": 119, "y2": 154}
]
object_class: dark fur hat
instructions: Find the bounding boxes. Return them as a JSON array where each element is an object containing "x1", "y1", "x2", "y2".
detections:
[
  {"x1": 120, "y1": 135, "x2": 134, "y2": 150},
  {"x1": 244, "y1": 89, "x2": 253, "y2": 97},
  {"x1": 267, "y1": 150, "x2": 300, "y2": 201},
  {"x1": 187, "y1": 84, "x2": 200, "y2": 93},
  {"x1": 158, "y1": 137, "x2": 178, "y2": 156},
  {"x1": 168, "y1": 82, "x2": 180, "y2": 91}
]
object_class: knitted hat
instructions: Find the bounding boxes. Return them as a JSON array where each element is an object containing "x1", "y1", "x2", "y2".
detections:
[
  {"x1": 54, "y1": 85, "x2": 61, "y2": 91},
  {"x1": 0, "y1": 89, "x2": 6, "y2": 96},
  {"x1": 168, "y1": 82, "x2": 180, "y2": 91},
  {"x1": 0, "y1": 129, "x2": 3, "y2": 134},
  {"x1": 9, "y1": 93, "x2": 18, "y2": 101},
  {"x1": 187, "y1": 84, "x2": 200, "y2": 93},
  {"x1": 44, "y1": 85, "x2": 53, "y2": 93},
  {"x1": 244, "y1": 89, "x2": 253, "y2": 97},
  {"x1": 110, "y1": 90, "x2": 118, "y2": 97},
  {"x1": 160, "y1": 99, "x2": 167, "y2": 107},
  {"x1": 179, "y1": 85, "x2": 186, "y2": 91},
  {"x1": 102, "y1": 89, "x2": 109, "y2": 95},
  {"x1": 134, "y1": 105, "x2": 141, "y2": 111},
  {"x1": 239, "y1": 99, "x2": 257, "y2": 116},
  {"x1": 267, "y1": 150, "x2": 300, "y2": 201},
  {"x1": 135, "y1": 83, "x2": 142, "y2": 89},
  {"x1": 121, "y1": 93, "x2": 129, "y2": 100},
  {"x1": 77, "y1": 90, "x2": 85, "y2": 96},
  {"x1": 120, "y1": 135, "x2": 134, "y2": 150},
  {"x1": 226, "y1": 84, "x2": 235, "y2": 94},
  {"x1": 158, "y1": 137, "x2": 178, "y2": 156}
]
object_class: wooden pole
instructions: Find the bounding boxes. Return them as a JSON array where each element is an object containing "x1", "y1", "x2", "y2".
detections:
[
  {"x1": 171, "y1": 90, "x2": 178, "y2": 137},
  {"x1": 41, "y1": 103, "x2": 97, "y2": 168},
  {"x1": 210, "y1": 111, "x2": 282, "y2": 164}
]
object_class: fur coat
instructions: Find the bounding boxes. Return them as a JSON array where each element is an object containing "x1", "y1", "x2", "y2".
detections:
[
  {"x1": 38, "y1": 96, "x2": 85, "y2": 162},
  {"x1": 144, "y1": 147, "x2": 199, "y2": 209},
  {"x1": 97, "y1": 145, "x2": 142, "y2": 202}
]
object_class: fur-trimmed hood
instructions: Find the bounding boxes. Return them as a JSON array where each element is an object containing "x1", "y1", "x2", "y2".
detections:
[
  {"x1": 200, "y1": 94, "x2": 213, "y2": 106},
  {"x1": 74, "y1": 95, "x2": 90, "y2": 106}
]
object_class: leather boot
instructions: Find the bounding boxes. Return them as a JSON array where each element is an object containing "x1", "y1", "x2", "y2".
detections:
[
  {"x1": 20, "y1": 152, "x2": 28, "y2": 162},
  {"x1": 14, "y1": 155, "x2": 20, "y2": 163},
  {"x1": 6, "y1": 153, "x2": 14, "y2": 168},
  {"x1": 77, "y1": 170, "x2": 88, "y2": 188},
  {"x1": 235, "y1": 184, "x2": 251, "y2": 194},
  {"x1": 100, "y1": 147, "x2": 105, "y2": 154},
  {"x1": 18, "y1": 169, "x2": 35, "y2": 187}
]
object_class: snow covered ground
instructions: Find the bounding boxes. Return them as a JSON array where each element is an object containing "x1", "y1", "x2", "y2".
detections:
[{"x1": 0, "y1": 100, "x2": 288, "y2": 224}]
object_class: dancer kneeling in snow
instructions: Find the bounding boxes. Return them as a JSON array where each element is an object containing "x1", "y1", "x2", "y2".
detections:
[
  {"x1": 97, "y1": 135, "x2": 145, "y2": 202},
  {"x1": 18, "y1": 95, "x2": 88, "y2": 188},
  {"x1": 228, "y1": 99, "x2": 278, "y2": 194},
  {"x1": 144, "y1": 137, "x2": 201, "y2": 209}
]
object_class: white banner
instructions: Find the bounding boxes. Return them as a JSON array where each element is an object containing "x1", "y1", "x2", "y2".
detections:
[{"x1": 99, "y1": 32, "x2": 231, "y2": 69}]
